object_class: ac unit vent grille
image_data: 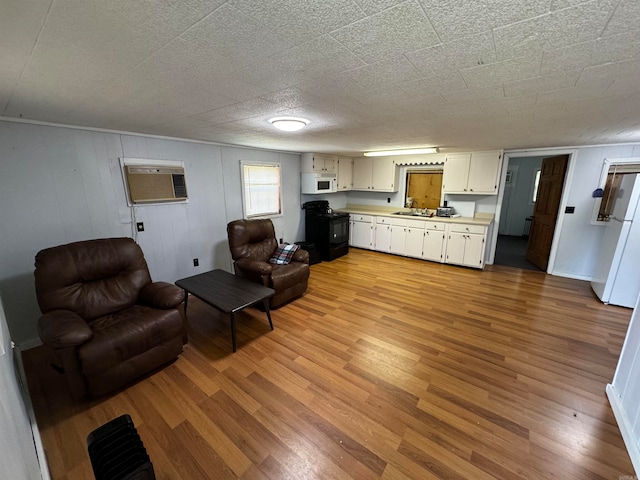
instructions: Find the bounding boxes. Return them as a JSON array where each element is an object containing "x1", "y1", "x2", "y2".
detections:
[
  {"x1": 172, "y1": 174, "x2": 187, "y2": 198},
  {"x1": 125, "y1": 165, "x2": 188, "y2": 204}
]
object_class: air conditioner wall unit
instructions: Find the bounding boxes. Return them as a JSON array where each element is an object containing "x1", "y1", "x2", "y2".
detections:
[{"x1": 124, "y1": 165, "x2": 188, "y2": 204}]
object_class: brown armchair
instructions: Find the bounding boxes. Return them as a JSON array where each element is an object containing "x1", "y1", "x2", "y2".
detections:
[
  {"x1": 34, "y1": 237, "x2": 186, "y2": 399},
  {"x1": 227, "y1": 219, "x2": 310, "y2": 308}
]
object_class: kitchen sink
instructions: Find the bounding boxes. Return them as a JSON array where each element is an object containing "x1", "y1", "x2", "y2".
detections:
[{"x1": 393, "y1": 211, "x2": 432, "y2": 217}]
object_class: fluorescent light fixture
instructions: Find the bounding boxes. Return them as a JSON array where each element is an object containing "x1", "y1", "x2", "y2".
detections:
[
  {"x1": 268, "y1": 117, "x2": 309, "y2": 132},
  {"x1": 363, "y1": 147, "x2": 439, "y2": 157}
]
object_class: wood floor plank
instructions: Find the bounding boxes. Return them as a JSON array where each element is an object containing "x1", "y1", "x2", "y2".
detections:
[{"x1": 22, "y1": 249, "x2": 636, "y2": 479}]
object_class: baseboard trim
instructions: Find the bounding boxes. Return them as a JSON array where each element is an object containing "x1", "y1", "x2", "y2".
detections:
[
  {"x1": 606, "y1": 383, "x2": 640, "y2": 476},
  {"x1": 549, "y1": 270, "x2": 592, "y2": 282}
]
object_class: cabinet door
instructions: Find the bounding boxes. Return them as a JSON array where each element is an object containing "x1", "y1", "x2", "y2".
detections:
[
  {"x1": 467, "y1": 151, "x2": 501, "y2": 194},
  {"x1": 462, "y1": 233, "x2": 485, "y2": 268},
  {"x1": 323, "y1": 155, "x2": 337, "y2": 173},
  {"x1": 405, "y1": 227, "x2": 424, "y2": 258},
  {"x1": 442, "y1": 153, "x2": 471, "y2": 193},
  {"x1": 351, "y1": 221, "x2": 373, "y2": 249},
  {"x1": 371, "y1": 157, "x2": 398, "y2": 192},
  {"x1": 374, "y1": 224, "x2": 391, "y2": 252},
  {"x1": 352, "y1": 157, "x2": 373, "y2": 190},
  {"x1": 389, "y1": 225, "x2": 406, "y2": 255},
  {"x1": 445, "y1": 232, "x2": 466, "y2": 265},
  {"x1": 423, "y1": 230, "x2": 445, "y2": 262},
  {"x1": 337, "y1": 156, "x2": 353, "y2": 191}
]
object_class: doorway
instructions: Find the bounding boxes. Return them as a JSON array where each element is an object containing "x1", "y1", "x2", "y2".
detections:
[{"x1": 494, "y1": 154, "x2": 569, "y2": 271}]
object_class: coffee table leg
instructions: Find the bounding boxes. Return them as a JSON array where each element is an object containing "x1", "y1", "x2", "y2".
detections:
[
  {"x1": 183, "y1": 290, "x2": 189, "y2": 318},
  {"x1": 263, "y1": 299, "x2": 274, "y2": 330},
  {"x1": 230, "y1": 313, "x2": 236, "y2": 352}
]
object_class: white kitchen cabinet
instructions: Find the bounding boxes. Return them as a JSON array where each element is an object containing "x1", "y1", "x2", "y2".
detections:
[
  {"x1": 442, "y1": 150, "x2": 502, "y2": 195},
  {"x1": 337, "y1": 156, "x2": 353, "y2": 191},
  {"x1": 372, "y1": 157, "x2": 399, "y2": 192},
  {"x1": 352, "y1": 157, "x2": 399, "y2": 192},
  {"x1": 467, "y1": 151, "x2": 502, "y2": 193},
  {"x1": 352, "y1": 157, "x2": 373, "y2": 190},
  {"x1": 350, "y1": 214, "x2": 373, "y2": 249},
  {"x1": 405, "y1": 220, "x2": 425, "y2": 258},
  {"x1": 445, "y1": 223, "x2": 487, "y2": 268},
  {"x1": 301, "y1": 153, "x2": 336, "y2": 173},
  {"x1": 390, "y1": 218, "x2": 408, "y2": 255},
  {"x1": 422, "y1": 222, "x2": 447, "y2": 262},
  {"x1": 374, "y1": 217, "x2": 392, "y2": 252}
]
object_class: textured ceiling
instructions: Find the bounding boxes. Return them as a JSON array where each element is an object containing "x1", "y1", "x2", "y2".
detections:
[{"x1": 1, "y1": 0, "x2": 640, "y2": 155}]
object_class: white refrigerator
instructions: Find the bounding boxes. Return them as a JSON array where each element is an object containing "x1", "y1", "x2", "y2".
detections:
[{"x1": 591, "y1": 173, "x2": 640, "y2": 308}]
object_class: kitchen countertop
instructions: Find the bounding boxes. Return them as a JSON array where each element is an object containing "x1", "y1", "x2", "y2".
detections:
[{"x1": 336, "y1": 204, "x2": 494, "y2": 226}]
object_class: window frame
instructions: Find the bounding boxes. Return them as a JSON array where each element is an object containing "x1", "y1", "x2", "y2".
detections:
[
  {"x1": 240, "y1": 161, "x2": 283, "y2": 219},
  {"x1": 531, "y1": 169, "x2": 541, "y2": 204}
]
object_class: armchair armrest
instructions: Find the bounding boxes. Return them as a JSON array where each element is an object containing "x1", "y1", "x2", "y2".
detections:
[
  {"x1": 38, "y1": 310, "x2": 92, "y2": 348},
  {"x1": 292, "y1": 248, "x2": 309, "y2": 264},
  {"x1": 140, "y1": 281, "x2": 184, "y2": 309},
  {"x1": 235, "y1": 259, "x2": 274, "y2": 275}
]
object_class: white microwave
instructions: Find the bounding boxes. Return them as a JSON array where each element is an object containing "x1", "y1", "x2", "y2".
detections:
[{"x1": 301, "y1": 172, "x2": 337, "y2": 194}]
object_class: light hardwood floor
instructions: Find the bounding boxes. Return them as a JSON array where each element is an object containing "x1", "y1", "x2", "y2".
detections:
[{"x1": 23, "y1": 248, "x2": 635, "y2": 479}]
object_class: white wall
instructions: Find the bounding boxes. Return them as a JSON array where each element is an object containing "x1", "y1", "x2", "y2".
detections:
[
  {"x1": 0, "y1": 121, "x2": 302, "y2": 346},
  {"x1": 552, "y1": 144, "x2": 640, "y2": 278},
  {"x1": 0, "y1": 295, "x2": 45, "y2": 479}
]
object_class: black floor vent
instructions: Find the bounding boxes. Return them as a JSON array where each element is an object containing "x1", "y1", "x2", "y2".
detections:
[{"x1": 87, "y1": 414, "x2": 155, "y2": 480}]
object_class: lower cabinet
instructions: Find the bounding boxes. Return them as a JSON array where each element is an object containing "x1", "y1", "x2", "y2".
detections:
[
  {"x1": 422, "y1": 222, "x2": 447, "y2": 262},
  {"x1": 405, "y1": 220, "x2": 425, "y2": 258},
  {"x1": 445, "y1": 224, "x2": 487, "y2": 268},
  {"x1": 374, "y1": 220, "x2": 391, "y2": 252},
  {"x1": 349, "y1": 214, "x2": 488, "y2": 269},
  {"x1": 390, "y1": 219, "x2": 408, "y2": 255},
  {"x1": 349, "y1": 214, "x2": 374, "y2": 249}
]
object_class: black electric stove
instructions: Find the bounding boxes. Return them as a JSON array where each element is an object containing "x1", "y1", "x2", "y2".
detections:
[{"x1": 303, "y1": 201, "x2": 349, "y2": 261}]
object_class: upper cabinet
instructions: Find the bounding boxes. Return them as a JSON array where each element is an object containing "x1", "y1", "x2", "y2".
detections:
[
  {"x1": 337, "y1": 156, "x2": 353, "y2": 191},
  {"x1": 352, "y1": 157, "x2": 373, "y2": 190},
  {"x1": 301, "y1": 153, "x2": 336, "y2": 173},
  {"x1": 352, "y1": 157, "x2": 399, "y2": 192},
  {"x1": 442, "y1": 150, "x2": 502, "y2": 195}
]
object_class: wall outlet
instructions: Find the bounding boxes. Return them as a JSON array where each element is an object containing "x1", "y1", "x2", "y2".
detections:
[
  {"x1": 136, "y1": 222, "x2": 144, "y2": 232},
  {"x1": 279, "y1": 238, "x2": 283, "y2": 244},
  {"x1": 193, "y1": 258, "x2": 199, "y2": 267}
]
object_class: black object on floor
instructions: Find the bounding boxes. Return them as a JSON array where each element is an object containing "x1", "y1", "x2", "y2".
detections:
[
  {"x1": 87, "y1": 414, "x2": 155, "y2": 480},
  {"x1": 494, "y1": 235, "x2": 544, "y2": 272},
  {"x1": 295, "y1": 241, "x2": 321, "y2": 265}
]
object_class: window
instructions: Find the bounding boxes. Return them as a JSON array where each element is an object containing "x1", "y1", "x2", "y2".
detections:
[
  {"x1": 532, "y1": 169, "x2": 541, "y2": 203},
  {"x1": 404, "y1": 168, "x2": 443, "y2": 209},
  {"x1": 241, "y1": 162, "x2": 282, "y2": 218}
]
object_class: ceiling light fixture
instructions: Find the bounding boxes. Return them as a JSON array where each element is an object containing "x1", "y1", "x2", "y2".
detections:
[
  {"x1": 268, "y1": 117, "x2": 309, "y2": 132},
  {"x1": 363, "y1": 147, "x2": 439, "y2": 157}
]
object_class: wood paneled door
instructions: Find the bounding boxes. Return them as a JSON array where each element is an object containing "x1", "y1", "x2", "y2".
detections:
[{"x1": 526, "y1": 155, "x2": 569, "y2": 271}]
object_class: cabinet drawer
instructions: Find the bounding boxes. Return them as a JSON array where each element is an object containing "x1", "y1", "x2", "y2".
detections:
[
  {"x1": 424, "y1": 221, "x2": 447, "y2": 231},
  {"x1": 407, "y1": 219, "x2": 426, "y2": 229},
  {"x1": 376, "y1": 216, "x2": 392, "y2": 225},
  {"x1": 351, "y1": 214, "x2": 372, "y2": 222},
  {"x1": 449, "y1": 223, "x2": 485, "y2": 235},
  {"x1": 391, "y1": 218, "x2": 408, "y2": 226}
]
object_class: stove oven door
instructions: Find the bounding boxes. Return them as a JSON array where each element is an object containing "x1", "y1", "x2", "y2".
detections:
[{"x1": 330, "y1": 216, "x2": 349, "y2": 245}]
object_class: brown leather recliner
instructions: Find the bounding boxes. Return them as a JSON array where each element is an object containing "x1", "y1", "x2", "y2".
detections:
[
  {"x1": 227, "y1": 219, "x2": 310, "y2": 308},
  {"x1": 34, "y1": 237, "x2": 186, "y2": 399}
]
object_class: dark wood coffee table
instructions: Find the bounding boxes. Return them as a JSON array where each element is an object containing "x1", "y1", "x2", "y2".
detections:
[{"x1": 175, "y1": 269, "x2": 274, "y2": 352}]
